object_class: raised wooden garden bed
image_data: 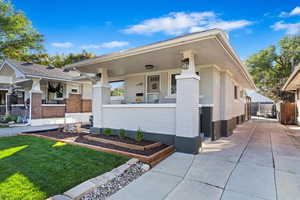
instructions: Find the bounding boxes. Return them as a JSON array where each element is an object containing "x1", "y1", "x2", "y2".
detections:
[
  {"x1": 20, "y1": 130, "x2": 174, "y2": 167},
  {"x1": 83, "y1": 134, "x2": 162, "y2": 151}
]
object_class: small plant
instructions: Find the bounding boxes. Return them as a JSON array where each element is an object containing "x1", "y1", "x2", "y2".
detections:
[
  {"x1": 135, "y1": 128, "x2": 144, "y2": 143},
  {"x1": 118, "y1": 129, "x2": 126, "y2": 139},
  {"x1": 103, "y1": 128, "x2": 112, "y2": 136}
]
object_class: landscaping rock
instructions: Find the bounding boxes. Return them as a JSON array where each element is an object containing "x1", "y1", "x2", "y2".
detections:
[
  {"x1": 141, "y1": 163, "x2": 150, "y2": 171},
  {"x1": 126, "y1": 158, "x2": 139, "y2": 165},
  {"x1": 80, "y1": 162, "x2": 147, "y2": 200}
]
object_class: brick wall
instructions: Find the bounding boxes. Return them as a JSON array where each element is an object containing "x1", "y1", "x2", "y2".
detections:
[
  {"x1": 66, "y1": 94, "x2": 82, "y2": 113},
  {"x1": 82, "y1": 99, "x2": 92, "y2": 112},
  {"x1": 41, "y1": 105, "x2": 65, "y2": 118},
  {"x1": 31, "y1": 92, "x2": 42, "y2": 119}
]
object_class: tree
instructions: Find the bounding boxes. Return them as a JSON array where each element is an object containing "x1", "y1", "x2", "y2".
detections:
[
  {"x1": 0, "y1": 0, "x2": 44, "y2": 59},
  {"x1": 246, "y1": 36, "x2": 300, "y2": 102}
]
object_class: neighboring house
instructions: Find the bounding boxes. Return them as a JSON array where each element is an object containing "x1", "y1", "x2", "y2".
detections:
[
  {"x1": 0, "y1": 59, "x2": 93, "y2": 126},
  {"x1": 282, "y1": 65, "x2": 300, "y2": 125},
  {"x1": 65, "y1": 29, "x2": 256, "y2": 154},
  {"x1": 246, "y1": 90, "x2": 276, "y2": 118}
]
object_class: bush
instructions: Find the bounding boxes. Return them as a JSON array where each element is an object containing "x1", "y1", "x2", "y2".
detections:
[
  {"x1": 1, "y1": 114, "x2": 17, "y2": 123},
  {"x1": 118, "y1": 129, "x2": 125, "y2": 139},
  {"x1": 135, "y1": 128, "x2": 144, "y2": 143},
  {"x1": 103, "y1": 128, "x2": 112, "y2": 136}
]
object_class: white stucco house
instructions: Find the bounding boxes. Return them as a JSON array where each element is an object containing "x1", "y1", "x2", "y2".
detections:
[
  {"x1": 65, "y1": 29, "x2": 255, "y2": 154},
  {"x1": 0, "y1": 59, "x2": 93, "y2": 126}
]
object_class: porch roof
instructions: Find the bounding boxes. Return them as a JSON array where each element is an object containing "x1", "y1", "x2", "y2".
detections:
[
  {"x1": 65, "y1": 29, "x2": 256, "y2": 89},
  {"x1": 1, "y1": 59, "x2": 80, "y2": 82},
  {"x1": 282, "y1": 65, "x2": 300, "y2": 91}
]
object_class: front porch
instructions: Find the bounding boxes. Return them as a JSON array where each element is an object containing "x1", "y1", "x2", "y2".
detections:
[{"x1": 66, "y1": 29, "x2": 254, "y2": 154}]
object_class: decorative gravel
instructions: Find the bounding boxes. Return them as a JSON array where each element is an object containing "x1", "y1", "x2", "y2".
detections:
[{"x1": 81, "y1": 162, "x2": 147, "y2": 200}]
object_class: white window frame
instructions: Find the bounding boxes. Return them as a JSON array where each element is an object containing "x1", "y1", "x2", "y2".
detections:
[{"x1": 167, "y1": 70, "x2": 181, "y2": 97}]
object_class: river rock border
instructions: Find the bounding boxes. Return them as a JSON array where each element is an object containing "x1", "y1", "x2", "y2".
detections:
[{"x1": 47, "y1": 158, "x2": 150, "y2": 200}]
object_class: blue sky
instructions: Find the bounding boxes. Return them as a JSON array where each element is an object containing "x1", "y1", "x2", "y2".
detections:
[{"x1": 12, "y1": 0, "x2": 300, "y2": 60}]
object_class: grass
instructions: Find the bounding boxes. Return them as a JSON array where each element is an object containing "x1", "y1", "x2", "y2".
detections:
[
  {"x1": 0, "y1": 136, "x2": 129, "y2": 200},
  {"x1": 0, "y1": 125, "x2": 8, "y2": 128}
]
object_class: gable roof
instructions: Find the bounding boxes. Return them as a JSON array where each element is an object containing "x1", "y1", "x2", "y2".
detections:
[
  {"x1": 282, "y1": 65, "x2": 300, "y2": 91},
  {"x1": 2, "y1": 59, "x2": 80, "y2": 81}
]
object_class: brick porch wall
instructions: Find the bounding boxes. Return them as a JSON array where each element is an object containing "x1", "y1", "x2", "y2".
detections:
[
  {"x1": 66, "y1": 94, "x2": 82, "y2": 113},
  {"x1": 41, "y1": 106, "x2": 65, "y2": 118},
  {"x1": 31, "y1": 93, "x2": 42, "y2": 119},
  {"x1": 82, "y1": 99, "x2": 92, "y2": 112}
]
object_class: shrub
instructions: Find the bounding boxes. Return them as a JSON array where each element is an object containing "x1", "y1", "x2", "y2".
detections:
[
  {"x1": 2, "y1": 114, "x2": 17, "y2": 123},
  {"x1": 118, "y1": 129, "x2": 125, "y2": 139},
  {"x1": 103, "y1": 128, "x2": 112, "y2": 136},
  {"x1": 135, "y1": 128, "x2": 144, "y2": 143}
]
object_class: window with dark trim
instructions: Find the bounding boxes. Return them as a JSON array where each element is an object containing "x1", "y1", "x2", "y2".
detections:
[{"x1": 234, "y1": 85, "x2": 238, "y2": 99}]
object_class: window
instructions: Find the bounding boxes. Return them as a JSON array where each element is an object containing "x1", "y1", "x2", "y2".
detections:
[
  {"x1": 169, "y1": 72, "x2": 199, "y2": 95},
  {"x1": 234, "y1": 85, "x2": 238, "y2": 99},
  {"x1": 110, "y1": 81, "x2": 125, "y2": 97},
  {"x1": 170, "y1": 73, "x2": 179, "y2": 95}
]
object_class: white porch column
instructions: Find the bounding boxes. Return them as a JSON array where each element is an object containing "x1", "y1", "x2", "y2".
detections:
[
  {"x1": 92, "y1": 68, "x2": 111, "y2": 128},
  {"x1": 175, "y1": 50, "x2": 201, "y2": 154}
]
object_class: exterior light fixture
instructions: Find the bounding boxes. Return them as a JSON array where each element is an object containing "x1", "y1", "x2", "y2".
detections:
[
  {"x1": 181, "y1": 58, "x2": 189, "y2": 69},
  {"x1": 145, "y1": 64, "x2": 154, "y2": 70},
  {"x1": 95, "y1": 73, "x2": 102, "y2": 81}
]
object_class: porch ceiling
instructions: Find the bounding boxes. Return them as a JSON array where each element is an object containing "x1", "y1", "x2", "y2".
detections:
[{"x1": 66, "y1": 29, "x2": 255, "y2": 89}]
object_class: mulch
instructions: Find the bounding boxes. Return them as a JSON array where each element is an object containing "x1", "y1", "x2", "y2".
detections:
[
  {"x1": 89, "y1": 134, "x2": 156, "y2": 146},
  {"x1": 75, "y1": 137, "x2": 168, "y2": 156}
]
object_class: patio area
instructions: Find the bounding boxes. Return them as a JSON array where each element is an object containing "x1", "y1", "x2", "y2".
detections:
[{"x1": 109, "y1": 119, "x2": 300, "y2": 200}]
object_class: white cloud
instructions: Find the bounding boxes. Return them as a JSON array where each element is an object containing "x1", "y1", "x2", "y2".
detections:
[
  {"x1": 271, "y1": 21, "x2": 300, "y2": 35},
  {"x1": 279, "y1": 6, "x2": 300, "y2": 17},
  {"x1": 123, "y1": 12, "x2": 253, "y2": 35},
  {"x1": 51, "y1": 42, "x2": 73, "y2": 48},
  {"x1": 81, "y1": 41, "x2": 129, "y2": 49},
  {"x1": 290, "y1": 6, "x2": 300, "y2": 16}
]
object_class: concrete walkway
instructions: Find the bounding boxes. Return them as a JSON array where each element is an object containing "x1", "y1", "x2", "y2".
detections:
[
  {"x1": 109, "y1": 120, "x2": 300, "y2": 200},
  {"x1": 0, "y1": 124, "x2": 60, "y2": 137}
]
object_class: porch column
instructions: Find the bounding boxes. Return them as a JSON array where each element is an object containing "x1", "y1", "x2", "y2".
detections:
[
  {"x1": 5, "y1": 86, "x2": 13, "y2": 115},
  {"x1": 92, "y1": 68, "x2": 111, "y2": 129},
  {"x1": 175, "y1": 50, "x2": 201, "y2": 154},
  {"x1": 29, "y1": 78, "x2": 42, "y2": 120}
]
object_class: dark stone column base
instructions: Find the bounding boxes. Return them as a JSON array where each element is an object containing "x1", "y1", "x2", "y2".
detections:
[
  {"x1": 212, "y1": 114, "x2": 246, "y2": 140},
  {"x1": 174, "y1": 136, "x2": 202, "y2": 154}
]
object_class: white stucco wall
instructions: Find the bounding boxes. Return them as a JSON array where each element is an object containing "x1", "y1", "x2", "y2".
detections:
[
  {"x1": 82, "y1": 83, "x2": 92, "y2": 99},
  {"x1": 102, "y1": 104, "x2": 176, "y2": 135},
  {"x1": 222, "y1": 73, "x2": 245, "y2": 120}
]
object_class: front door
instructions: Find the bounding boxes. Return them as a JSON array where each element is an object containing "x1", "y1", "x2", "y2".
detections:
[{"x1": 147, "y1": 75, "x2": 160, "y2": 103}]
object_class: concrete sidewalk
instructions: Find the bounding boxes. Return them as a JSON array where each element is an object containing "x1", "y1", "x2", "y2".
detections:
[
  {"x1": 0, "y1": 124, "x2": 60, "y2": 137},
  {"x1": 109, "y1": 120, "x2": 300, "y2": 200}
]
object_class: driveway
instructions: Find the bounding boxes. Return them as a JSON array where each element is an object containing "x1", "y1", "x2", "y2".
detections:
[{"x1": 109, "y1": 120, "x2": 300, "y2": 200}]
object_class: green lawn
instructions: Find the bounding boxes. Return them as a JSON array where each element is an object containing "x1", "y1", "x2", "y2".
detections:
[{"x1": 0, "y1": 136, "x2": 129, "y2": 200}]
